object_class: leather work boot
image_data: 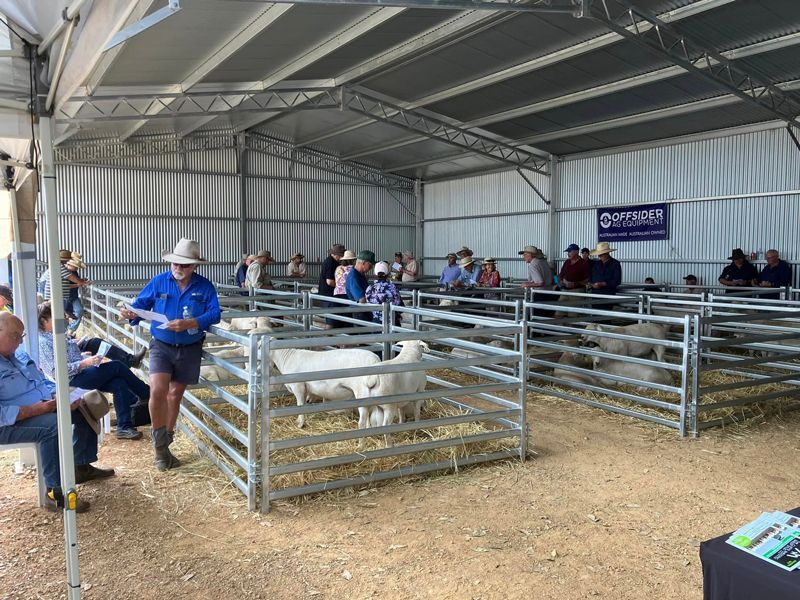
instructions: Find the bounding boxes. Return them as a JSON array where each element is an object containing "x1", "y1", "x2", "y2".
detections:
[
  {"x1": 130, "y1": 347, "x2": 147, "y2": 368},
  {"x1": 75, "y1": 464, "x2": 116, "y2": 484},
  {"x1": 152, "y1": 426, "x2": 180, "y2": 471}
]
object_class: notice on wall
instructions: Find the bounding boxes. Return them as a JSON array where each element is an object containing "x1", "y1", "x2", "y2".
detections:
[{"x1": 597, "y1": 203, "x2": 669, "y2": 242}]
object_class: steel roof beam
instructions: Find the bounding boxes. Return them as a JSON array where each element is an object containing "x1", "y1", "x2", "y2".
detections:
[
  {"x1": 347, "y1": 29, "x2": 800, "y2": 158},
  {"x1": 515, "y1": 78, "x2": 800, "y2": 146},
  {"x1": 56, "y1": 89, "x2": 342, "y2": 123},
  {"x1": 293, "y1": 0, "x2": 734, "y2": 150},
  {"x1": 199, "y1": 7, "x2": 407, "y2": 135},
  {"x1": 586, "y1": 0, "x2": 800, "y2": 129},
  {"x1": 341, "y1": 89, "x2": 549, "y2": 174},
  {"x1": 260, "y1": 0, "x2": 581, "y2": 14},
  {"x1": 114, "y1": 3, "x2": 294, "y2": 141}
]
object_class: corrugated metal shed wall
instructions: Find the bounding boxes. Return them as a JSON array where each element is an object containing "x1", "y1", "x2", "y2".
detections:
[
  {"x1": 558, "y1": 126, "x2": 800, "y2": 285},
  {"x1": 44, "y1": 143, "x2": 414, "y2": 284},
  {"x1": 424, "y1": 169, "x2": 550, "y2": 280},
  {"x1": 423, "y1": 126, "x2": 800, "y2": 286}
]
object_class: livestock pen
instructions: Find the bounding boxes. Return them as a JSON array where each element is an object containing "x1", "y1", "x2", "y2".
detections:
[{"x1": 84, "y1": 284, "x2": 528, "y2": 512}]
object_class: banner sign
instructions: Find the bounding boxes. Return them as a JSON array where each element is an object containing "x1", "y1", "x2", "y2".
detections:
[{"x1": 597, "y1": 203, "x2": 669, "y2": 242}]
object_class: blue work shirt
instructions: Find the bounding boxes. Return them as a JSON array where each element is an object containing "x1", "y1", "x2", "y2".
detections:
[
  {"x1": 456, "y1": 267, "x2": 479, "y2": 288},
  {"x1": 130, "y1": 270, "x2": 221, "y2": 345},
  {"x1": 345, "y1": 268, "x2": 368, "y2": 301},
  {"x1": 438, "y1": 264, "x2": 461, "y2": 286},
  {"x1": 590, "y1": 257, "x2": 622, "y2": 295},
  {"x1": 235, "y1": 264, "x2": 248, "y2": 287},
  {"x1": 0, "y1": 348, "x2": 56, "y2": 426},
  {"x1": 758, "y1": 260, "x2": 792, "y2": 288}
]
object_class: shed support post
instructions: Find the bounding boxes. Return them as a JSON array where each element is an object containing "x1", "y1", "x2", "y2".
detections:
[
  {"x1": 238, "y1": 133, "x2": 248, "y2": 255},
  {"x1": 414, "y1": 179, "x2": 423, "y2": 276},
  {"x1": 40, "y1": 114, "x2": 83, "y2": 600},
  {"x1": 546, "y1": 155, "x2": 559, "y2": 263}
]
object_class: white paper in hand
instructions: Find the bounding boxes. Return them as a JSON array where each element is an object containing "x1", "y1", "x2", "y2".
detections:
[
  {"x1": 124, "y1": 303, "x2": 168, "y2": 323},
  {"x1": 96, "y1": 341, "x2": 111, "y2": 358}
]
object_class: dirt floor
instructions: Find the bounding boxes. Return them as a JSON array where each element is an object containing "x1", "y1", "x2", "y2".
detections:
[{"x1": 1, "y1": 394, "x2": 799, "y2": 600}]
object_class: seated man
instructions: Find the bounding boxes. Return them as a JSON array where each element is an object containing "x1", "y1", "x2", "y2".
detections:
[{"x1": 0, "y1": 313, "x2": 114, "y2": 512}]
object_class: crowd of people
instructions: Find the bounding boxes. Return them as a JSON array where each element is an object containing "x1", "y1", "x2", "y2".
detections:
[{"x1": 0, "y1": 237, "x2": 795, "y2": 514}]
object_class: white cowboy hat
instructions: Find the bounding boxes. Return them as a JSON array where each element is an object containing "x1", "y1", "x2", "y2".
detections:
[
  {"x1": 77, "y1": 390, "x2": 110, "y2": 436},
  {"x1": 518, "y1": 245, "x2": 540, "y2": 256},
  {"x1": 340, "y1": 249, "x2": 357, "y2": 261},
  {"x1": 162, "y1": 238, "x2": 208, "y2": 265},
  {"x1": 459, "y1": 256, "x2": 475, "y2": 267},
  {"x1": 589, "y1": 242, "x2": 616, "y2": 256}
]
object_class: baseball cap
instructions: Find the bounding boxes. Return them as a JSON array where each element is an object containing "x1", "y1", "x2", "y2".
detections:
[
  {"x1": 683, "y1": 274, "x2": 697, "y2": 281},
  {"x1": 564, "y1": 243, "x2": 580, "y2": 253},
  {"x1": 375, "y1": 261, "x2": 389, "y2": 276}
]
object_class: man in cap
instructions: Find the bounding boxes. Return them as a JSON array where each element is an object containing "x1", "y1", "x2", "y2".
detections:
[
  {"x1": 0, "y1": 313, "x2": 114, "y2": 512},
  {"x1": 120, "y1": 239, "x2": 221, "y2": 471},
  {"x1": 587, "y1": 242, "x2": 622, "y2": 295},
  {"x1": 718, "y1": 248, "x2": 757, "y2": 294},
  {"x1": 683, "y1": 274, "x2": 699, "y2": 294},
  {"x1": 346, "y1": 251, "x2": 376, "y2": 321},
  {"x1": 246, "y1": 250, "x2": 274, "y2": 290},
  {"x1": 399, "y1": 250, "x2": 418, "y2": 282},
  {"x1": 453, "y1": 256, "x2": 479, "y2": 289},
  {"x1": 286, "y1": 252, "x2": 306, "y2": 278},
  {"x1": 558, "y1": 244, "x2": 590, "y2": 291},
  {"x1": 754, "y1": 249, "x2": 792, "y2": 300},
  {"x1": 438, "y1": 252, "x2": 461, "y2": 288},
  {"x1": 319, "y1": 244, "x2": 346, "y2": 328}
]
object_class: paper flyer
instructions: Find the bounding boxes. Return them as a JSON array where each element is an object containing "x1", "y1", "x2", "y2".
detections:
[
  {"x1": 124, "y1": 304, "x2": 168, "y2": 324},
  {"x1": 726, "y1": 512, "x2": 800, "y2": 571},
  {"x1": 96, "y1": 341, "x2": 111, "y2": 358}
]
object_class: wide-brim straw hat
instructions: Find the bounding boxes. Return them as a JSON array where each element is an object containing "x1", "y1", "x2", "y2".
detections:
[
  {"x1": 77, "y1": 390, "x2": 110, "y2": 436},
  {"x1": 456, "y1": 246, "x2": 473, "y2": 257},
  {"x1": 341, "y1": 249, "x2": 357, "y2": 261},
  {"x1": 59, "y1": 249, "x2": 73, "y2": 260},
  {"x1": 518, "y1": 245, "x2": 540, "y2": 256},
  {"x1": 589, "y1": 242, "x2": 616, "y2": 256},
  {"x1": 290, "y1": 251, "x2": 304, "y2": 260},
  {"x1": 162, "y1": 238, "x2": 208, "y2": 264},
  {"x1": 483, "y1": 257, "x2": 496, "y2": 264},
  {"x1": 66, "y1": 258, "x2": 86, "y2": 269},
  {"x1": 246, "y1": 254, "x2": 257, "y2": 261},
  {"x1": 459, "y1": 256, "x2": 475, "y2": 267}
]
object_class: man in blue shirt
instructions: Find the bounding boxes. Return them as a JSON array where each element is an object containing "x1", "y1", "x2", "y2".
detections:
[
  {"x1": 587, "y1": 242, "x2": 622, "y2": 295},
  {"x1": 345, "y1": 250, "x2": 375, "y2": 322},
  {"x1": 0, "y1": 313, "x2": 112, "y2": 512},
  {"x1": 718, "y1": 248, "x2": 758, "y2": 295},
  {"x1": 453, "y1": 256, "x2": 479, "y2": 288},
  {"x1": 755, "y1": 249, "x2": 792, "y2": 300},
  {"x1": 437, "y1": 253, "x2": 461, "y2": 288},
  {"x1": 120, "y1": 239, "x2": 221, "y2": 471}
]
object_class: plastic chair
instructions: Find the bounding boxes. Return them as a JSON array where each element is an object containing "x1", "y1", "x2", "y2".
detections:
[{"x1": 0, "y1": 442, "x2": 47, "y2": 507}]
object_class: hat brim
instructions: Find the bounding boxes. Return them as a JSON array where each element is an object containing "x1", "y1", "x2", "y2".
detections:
[
  {"x1": 162, "y1": 251, "x2": 207, "y2": 264},
  {"x1": 589, "y1": 248, "x2": 615, "y2": 256}
]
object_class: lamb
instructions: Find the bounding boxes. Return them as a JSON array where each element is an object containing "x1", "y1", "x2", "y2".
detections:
[
  {"x1": 581, "y1": 322, "x2": 668, "y2": 362},
  {"x1": 268, "y1": 345, "x2": 382, "y2": 428},
  {"x1": 360, "y1": 340, "x2": 429, "y2": 447},
  {"x1": 218, "y1": 316, "x2": 272, "y2": 331},
  {"x1": 199, "y1": 346, "x2": 246, "y2": 382},
  {"x1": 553, "y1": 350, "x2": 596, "y2": 386},
  {"x1": 591, "y1": 356, "x2": 673, "y2": 391}
]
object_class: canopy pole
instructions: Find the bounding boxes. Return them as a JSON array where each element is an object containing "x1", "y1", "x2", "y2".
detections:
[
  {"x1": 39, "y1": 115, "x2": 82, "y2": 600},
  {"x1": 7, "y1": 186, "x2": 38, "y2": 361}
]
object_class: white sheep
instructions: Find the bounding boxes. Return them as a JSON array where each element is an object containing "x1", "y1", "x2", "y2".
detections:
[
  {"x1": 199, "y1": 346, "x2": 246, "y2": 382},
  {"x1": 268, "y1": 345, "x2": 381, "y2": 428},
  {"x1": 581, "y1": 322, "x2": 668, "y2": 362},
  {"x1": 360, "y1": 340, "x2": 429, "y2": 447},
  {"x1": 218, "y1": 316, "x2": 272, "y2": 331},
  {"x1": 553, "y1": 350, "x2": 596, "y2": 386},
  {"x1": 591, "y1": 356, "x2": 673, "y2": 391}
]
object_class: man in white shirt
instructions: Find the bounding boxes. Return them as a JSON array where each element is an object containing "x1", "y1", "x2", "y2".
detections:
[{"x1": 399, "y1": 250, "x2": 418, "y2": 282}]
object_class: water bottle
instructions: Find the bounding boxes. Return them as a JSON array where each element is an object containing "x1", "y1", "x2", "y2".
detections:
[{"x1": 183, "y1": 305, "x2": 199, "y2": 335}]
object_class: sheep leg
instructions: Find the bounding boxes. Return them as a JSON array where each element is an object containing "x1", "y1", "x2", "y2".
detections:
[
  {"x1": 382, "y1": 406, "x2": 395, "y2": 448},
  {"x1": 287, "y1": 383, "x2": 307, "y2": 428},
  {"x1": 356, "y1": 406, "x2": 369, "y2": 450}
]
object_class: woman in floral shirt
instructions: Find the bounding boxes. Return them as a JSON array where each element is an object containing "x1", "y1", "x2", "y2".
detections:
[
  {"x1": 478, "y1": 257, "x2": 501, "y2": 288},
  {"x1": 333, "y1": 250, "x2": 357, "y2": 299},
  {"x1": 365, "y1": 261, "x2": 403, "y2": 323}
]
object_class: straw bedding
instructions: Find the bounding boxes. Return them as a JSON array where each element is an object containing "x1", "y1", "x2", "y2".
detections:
[{"x1": 184, "y1": 379, "x2": 520, "y2": 500}]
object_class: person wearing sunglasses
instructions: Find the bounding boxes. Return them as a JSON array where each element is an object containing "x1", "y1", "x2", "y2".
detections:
[{"x1": 120, "y1": 239, "x2": 220, "y2": 471}]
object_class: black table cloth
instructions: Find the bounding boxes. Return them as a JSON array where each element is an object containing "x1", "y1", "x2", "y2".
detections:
[{"x1": 700, "y1": 507, "x2": 800, "y2": 600}]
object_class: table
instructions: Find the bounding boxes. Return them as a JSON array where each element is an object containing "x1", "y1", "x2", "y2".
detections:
[{"x1": 700, "y1": 507, "x2": 800, "y2": 600}]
